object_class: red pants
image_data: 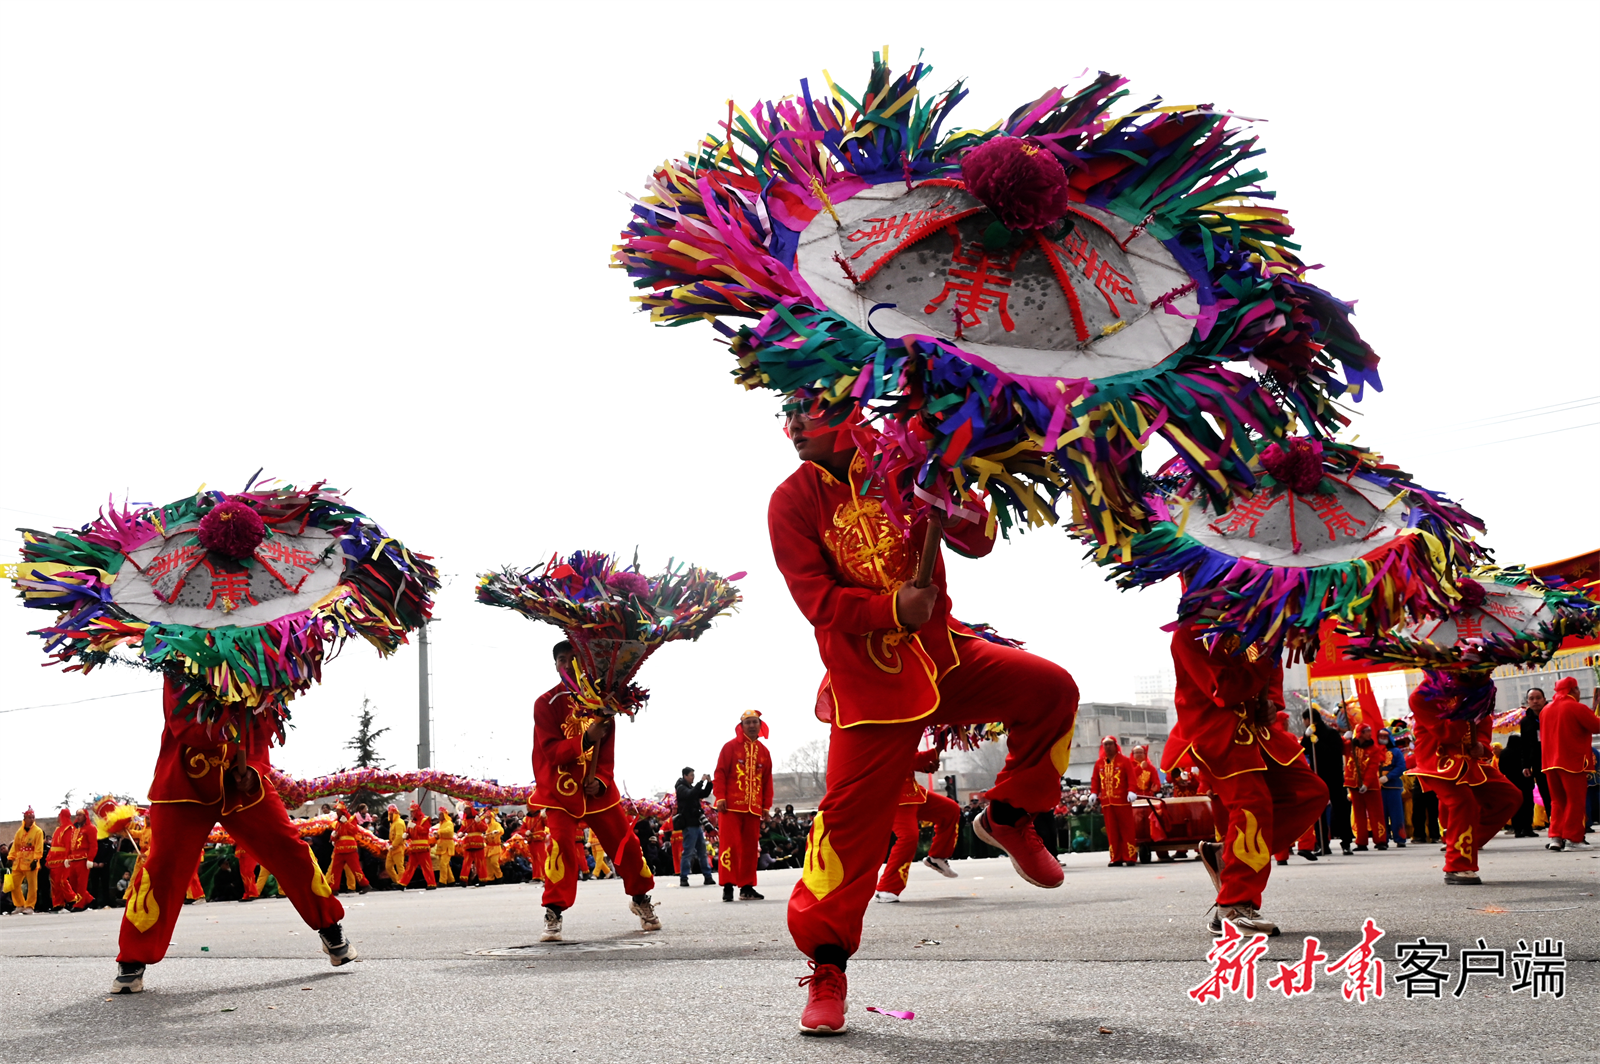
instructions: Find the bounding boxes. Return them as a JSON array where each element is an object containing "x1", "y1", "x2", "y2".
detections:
[
  {"x1": 236, "y1": 847, "x2": 262, "y2": 899},
  {"x1": 875, "y1": 791, "x2": 961, "y2": 894},
  {"x1": 1102, "y1": 804, "x2": 1136, "y2": 864},
  {"x1": 529, "y1": 839, "x2": 548, "y2": 881},
  {"x1": 400, "y1": 845, "x2": 437, "y2": 888},
  {"x1": 670, "y1": 832, "x2": 682, "y2": 876},
  {"x1": 1545, "y1": 769, "x2": 1589, "y2": 844},
  {"x1": 458, "y1": 846, "x2": 489, "y2": 883},
  {"x1": 1349, "y1": 789, "x2": 1387, "y2": 846},
  {"x1": 789, "y1": 637, "x2": 1078, "y2": 960},
  {"x1": 1210, "y1": 758, "x2": 1328, "y2": 909},
  {"x1": 1422, "y1": 769, "x2": 1520, "y2": 873},
  {"x1": 120, "y1": 789, "x2": 343, "y2": 965},
  {"x1": 718, "y1": 811, "x2": 761, "y2": 888},
  {"x1": 325, "y1": 848, "x2": 369, "y2": 892},
  {"x1": 541, "y1": 805, "x2": 654, "y2": 910},
  {"x1": 64, "y1": 861, "x2": 92, "y2": 909}
]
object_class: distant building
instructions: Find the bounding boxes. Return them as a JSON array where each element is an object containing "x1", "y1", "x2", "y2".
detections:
[{"x1": 1132, "y1": 667, "x2": 1176, "y2": 710}]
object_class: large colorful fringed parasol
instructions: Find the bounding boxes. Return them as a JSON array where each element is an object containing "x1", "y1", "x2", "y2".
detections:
[
  {"x1": 11, "y1": 479, "x2": 438, "y2": 735},
  {"x1": 1340, "y1": 564, "x2": 1600, "y2": 672},
  {"x1": 614, "y1": 51, "x2": 1381, "y2": 550},
  {"x1": 1086, "y1": 438, "x2": 1490, "y2": 653},
  {"x1": 476, "y1": 551, "x2": 742, "y2": 717}
]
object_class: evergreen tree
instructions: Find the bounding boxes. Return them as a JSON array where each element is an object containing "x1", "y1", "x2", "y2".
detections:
[{"x1": 344, "y1": 698, "x2": 396, "y2": 811}]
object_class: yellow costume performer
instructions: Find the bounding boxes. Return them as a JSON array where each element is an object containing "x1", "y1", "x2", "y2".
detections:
[
  {"x1": 587, "y1": 827, "x2": 613, "y2": 879},
  {"x1": 122, "y1": 816, "x2": 152, "y2": 901},
  {"x1": 484, "y1": 812, "x2": 505, "y2": 881},
  {"x1": 8, "y1": 809, "x2": 44, "y2": 913},
  {"x1": 384, "y1": 805, "x2": 407, "y2": 886},
  {"x1": 433, "y1": 811, "x2": 457, "y2": 885}
]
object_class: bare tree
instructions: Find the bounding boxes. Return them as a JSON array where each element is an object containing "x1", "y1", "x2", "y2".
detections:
[{"x1": 783, "y1": 738, "x2": 828, "y2": 794}]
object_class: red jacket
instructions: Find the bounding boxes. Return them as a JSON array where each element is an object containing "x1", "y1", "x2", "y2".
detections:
[
  {"x1": 47, "y1": 818, "x2": 73, "y2": 869},
  {"x1": 1091, "y1": 749, "x2": 1137, "y2": 806},
  {"x1": 459, "y1": 814, "x2": 487, "y2": 851},
  {"x1": 405, "y1": 816, "x2": 433, "y2": 853},
  {"x1": 898, "y1": 748, "x2": 942, "y2": 805},
  {"x1": 1541, "y1": 678, "x2": 1599, "y2": 774},
  {"x1": 714, "y1": 729, "x2": 774, "y2": 815},
  {"x1": 1407, "y1": 686, "x2": 1493, "y2": 785},
  {"x1": 1129, "y1": 761, "x2": 1161, "y2": 796},
  {"x1": 1164, "y1": 626, "x2": 1303, "y2": 779},
  {"x1": 769, "y1": 452, "x2": 994, "y2": 728},
  {"x1": 530, "y1": 684, "x2": 619, "y2": 817},
  {"x1": 1344, "y1": 744, "x2": 1384, "y2": 790},
  {"x1": 332, "y1": 815, "x2": 362, "y2": 854},
  {"x1": 70, "y1": 821, "x2": 98, "y2": 862},
  {"x1": 148, "y1": 677, "x2": 273, "y2": 814}
]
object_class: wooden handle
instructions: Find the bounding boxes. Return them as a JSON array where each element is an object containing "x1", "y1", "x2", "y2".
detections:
[{"x1": 913, "y1": 519, "x2": 942, "y2": 589}]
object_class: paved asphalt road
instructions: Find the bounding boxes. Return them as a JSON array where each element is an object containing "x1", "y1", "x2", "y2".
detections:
[{"x1": 2, "y1": 835, "x2": 1595, "y2": 1063}]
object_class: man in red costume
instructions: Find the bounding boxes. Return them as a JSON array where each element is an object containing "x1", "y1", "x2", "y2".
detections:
[
  {"x1": 773, "y1": 408, "x2": 1079, "y2": 1035},
  {"x1": 1540, "y1": 676, "x2": 1599, "y2": 851},
  {"x1": 1345, "y1": 724, "x2": 1388, "y2": 851},
  {"x1": 530, "y1": 641, "x2": 659, "y2": 942},
  {"x1": 1090, "y1": 736, "x2": 1138, "y2": 866},
  {"x1": 325, "y1": 802, "x2": 371, "y2": 895},
  {"x1": 1129, "y1": 745, "x2": 1161, "y2": 797},
  {"x1": 1408, "y1": 671, "x2": 1521, "y2": 884},
  {"x1": 46, "y1": 810, "x2": 77, "y2": 911},
  {"x1": 235, "y1": 842, "x2": 264, "y2": 901},
  {"x1": 64, "y1": 807, "x2": 99, "y2": 911},
  {"x1": 399, "y1": 803, "x2": 438, "y2": 890},
  {"x1": 523, "y1": 807, "x2": 549, "y2": 883},
  {"x1": 715, "y1": 709, "x2": 774, "y2": 903},
  {"x1": 874, "y1": 746, "x2": 961, "y2": 901},
  {"x1": 1167, "y1": 627, "x2": 1328, "y2": 935},
  {"x1": 456, "y1": 802, "x2": 490, "y2": 886},
  {"x1": 112, "y1": 679, "x2": 353, "y2": 994}
]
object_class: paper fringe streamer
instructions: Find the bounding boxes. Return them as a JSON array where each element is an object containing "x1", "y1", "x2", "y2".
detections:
[
  {"x1": 476, "y1": 551, "x2": 741, "y2": 716},
  {"x1": 13, "y1": 482, "x2": 439, "y2": 738},
  {"x1": 613, "y1": 52, "x2": 1382, "y2": 552},
  {"x1": 1085, "y1": 440, "x2": 1489, "y2": 653}
]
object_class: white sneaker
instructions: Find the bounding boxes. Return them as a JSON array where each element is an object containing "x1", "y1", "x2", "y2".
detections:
[
  {"x1": 629, "y1": 895, "x2": 661, "y2": 932},
  {"x1": 540, "y1": 906, "x2": 563, "y2": 942},
  {"x1": 1208, "y1": 905, "x2": 1280, "y2": 937},
  {"x1": 921, "y1": 856, "x2": 958, "y2": 878},
  {"x1": 873, "y1": 891, "x2": 901, "y2": 903},
  {"x1": 1545, "y1": 839, "x2": 1567, "y2": 851}
]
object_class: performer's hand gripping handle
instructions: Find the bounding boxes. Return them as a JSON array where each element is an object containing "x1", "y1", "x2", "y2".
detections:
[{"x1": 895, "y1": 520, "x2": 944, "y2": 632}]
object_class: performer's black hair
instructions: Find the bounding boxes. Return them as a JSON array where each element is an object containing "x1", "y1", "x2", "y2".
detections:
[{"x1": 552, "y1": 640, "x2": 573, "y2": 659}]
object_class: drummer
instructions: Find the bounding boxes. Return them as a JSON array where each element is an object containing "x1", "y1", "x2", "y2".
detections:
[{"x1": 1129, "y1": 746, "x2": 1175, "y2": 862}]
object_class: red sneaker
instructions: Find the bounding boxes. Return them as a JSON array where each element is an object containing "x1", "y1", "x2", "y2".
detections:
[
  {"x1": 798, "y1": 962, "x2": 848, "y2": 1035},
  {"x1": 974, "y1": 808, "x2": 1064, "y2": 888}
]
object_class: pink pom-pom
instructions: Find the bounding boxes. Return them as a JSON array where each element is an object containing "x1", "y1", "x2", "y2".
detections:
[
  {"x1": 1260, "y1": 438, "x2": 1326, "y2": 495},
  {"x1": 959, "y1": 136, "x2": 1074, "y2": 232},
  {"x1": 1455, "y1": 578, "x2": 1488, "y2": 613},
  {"x1": 606, "y1": 571, "x2": 651, "y2": 598},
  {"x1": 198, "y1": 500, "x2": 267, "y2": 559}
]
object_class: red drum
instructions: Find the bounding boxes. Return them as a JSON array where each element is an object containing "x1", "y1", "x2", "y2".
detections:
[{"x1": 1132, "y1": 796, "x2": 1221, "y2": 861}]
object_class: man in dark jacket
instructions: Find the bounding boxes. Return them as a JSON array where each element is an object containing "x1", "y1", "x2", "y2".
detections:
[
  {"x1": 674, "y1": 768, "x2": 715, "y2": 887},
  {"x1": 1302, "y1": 710, "x2": 1353, "y2": 855},
  {"x1": 1501, "y1": 731, "x2": 1537, "y2": 837},
  {"x1": 1518, "y1": 689, "x2": 1549, "y2": 833}
]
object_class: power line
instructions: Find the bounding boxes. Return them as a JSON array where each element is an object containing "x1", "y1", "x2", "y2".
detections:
[
  {"x1": 0, "y1": 688, "x2": 162, "y2": 714},
  {"x1": 1421, "y1": 419, "x2": 1599, "y2": 456},
  {"x1": 1457, "y1": 396, "x2": 1598, "y2": 430}
]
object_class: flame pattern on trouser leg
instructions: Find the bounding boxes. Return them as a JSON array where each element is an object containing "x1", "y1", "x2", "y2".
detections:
[
  {"x1": 1208, "y1": 758, "x2": 1327, "y2": 909},
  {"x1": 1422, "y1": 769, "x2": 1521, "y2": 873}
]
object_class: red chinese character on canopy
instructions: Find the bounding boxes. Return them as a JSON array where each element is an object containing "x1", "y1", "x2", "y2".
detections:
[
  {"x1": 845, "y1": 199, "x2": 953, "y2": 260},
  {"x1": 1268, "y1": 935, "x2": 1328, "y2": 998},
  {"x1": 1453, "y1": 614, "x2": 1486, "y2": 642},
  {"x1": 1063, "y1": 228, "x2": 1138, "y2": 317},
  {"x1": 205, "y1": 566, "x2": 258, "y2": 612},
  {"x1": 923, "y1": 230, "x2": 1026, "y2": 335},
  {"x1": 1324, "y1": 918, "x2": 1386, "y2": 1003},
  {"x1": 1300, "y1": 493, "x2": 1368, "y2": 540},
  {"x1": 1209, "y1": 491, "x2": 1279, "y2": 539},
  {"x1": 1188, "y1": 919, "x2": 1272, "y2": 1004}
]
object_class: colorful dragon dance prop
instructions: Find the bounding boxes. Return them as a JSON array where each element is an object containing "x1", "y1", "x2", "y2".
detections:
[
  {"x1": 1340, "y1": 564, "x2": 1600, "y2": 673},
  {"x1": 11, "y1": 479, "x2": 439, "y2": 736},
  {"x1": 614, "y1": 50, "x2": 1381, "y2": 551},
  {"x1": 266, "y1": 767, "x2": 678, "y2": 824},
  {"x1": 476, "y1": 551, "x2": 742, "y2": 716},
  {"x1": 1087, "y1": 438, "x2": 1490, "y2": 654}
]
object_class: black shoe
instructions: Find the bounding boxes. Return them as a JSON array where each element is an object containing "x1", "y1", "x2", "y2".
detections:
[
  {"x1": 1396, "y1": 840, "x2": 1407, "y2": 848},
  {"x1": 722, "y1": 885, "x2": 734, "y2": 902},
  {"x1": 679, "y1": 878, "x2": 691, "y2": 887},
  {"x1": 1375, "y1": 842, "x2": 1388, "y2": 851},
  {"x1": 111, "y1": 962, "x2": 145, "y2": 994},
  {"x1": 1353, "y1": 844, "x2": 1368, "y2": 852},
  {"x1": 740, "y1": 886, "x2": 764, "y2": 901},
  {"x1": 317, "y1": 922, "x2": 358, "y2": 966},
  {"x1": 1297, "y1": 850, "x2": 1319, "y2": 862},
  {"x1": 1341, "y1": 844, "x2": 1353, "y2": 856},
  {"x1": 703, "y1": 875, "x2": 716, "y2": 886},
  {"x1": 1274, "y1": 858, "x2": 1288, "y2": 866}
]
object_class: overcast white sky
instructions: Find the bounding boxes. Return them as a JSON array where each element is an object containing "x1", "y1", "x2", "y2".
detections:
[{"x1": 2, "y1": 1, "x2": 1595, "y2": 813}]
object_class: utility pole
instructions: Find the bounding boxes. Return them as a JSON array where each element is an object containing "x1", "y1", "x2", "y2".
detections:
[{"x1": 416, "y1": 620, "x2": 433, "y2": 816}]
